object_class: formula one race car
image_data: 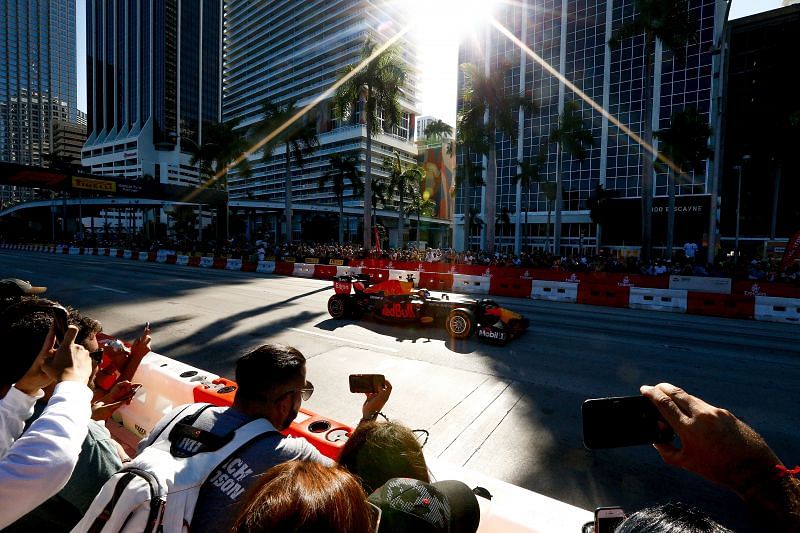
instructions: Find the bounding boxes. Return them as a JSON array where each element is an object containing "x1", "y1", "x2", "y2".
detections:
[{"x1": 327, "y1": 275, "x2": 529, "y2": 344}]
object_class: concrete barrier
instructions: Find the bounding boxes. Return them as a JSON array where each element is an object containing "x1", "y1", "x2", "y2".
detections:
[
  {"x1": 452, "y1": 274, "x2": 491, "y2": 295},
  {"x1": 629, "y1": 287, "x2": 688, "y2": 313},
  {"x1": 531, "y1": 280, "x2": 578, "y2": 303},
  {"x1": 293, "y1": 263, "x2": 316, "y2": 278},
  {"x1": 754, "y1": 296, "x2": 800, "y2": 324},
  {"x1": 257, "y1": 260, "x2": 276, "y2": 274},
  {"x1": 225, "y1": 258, "x2": 243, "y2": 271}
]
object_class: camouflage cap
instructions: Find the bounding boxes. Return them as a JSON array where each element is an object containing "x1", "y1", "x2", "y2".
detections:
[{"x1": 368, "y1": 478, "x2": 480, "y2": 533}]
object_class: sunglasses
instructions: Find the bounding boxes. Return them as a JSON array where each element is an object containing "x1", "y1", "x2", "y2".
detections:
[
  {"x1": 277, "y1": 381, "x2": 315, "y2": 402},
  {"x1": 411, "y1": 429, "x2": 430, "y2": 449}
]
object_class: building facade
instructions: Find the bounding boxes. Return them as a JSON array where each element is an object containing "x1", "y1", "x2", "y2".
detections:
[
  {"x1": 0, "y1": 0, "x2": 78, "y2": 166},
  {"x1": 456, "y1": 0, "x2": 726, "y2": 254},
  {"x1": 53, "y1": 112, "x2": 88, "y2": 166},
  {"x1": 719, "y1": 4, "x2": 800, "y2": 256},
  {"x1": 81, "y1": 0, "x2": 222, "y2": 186},
  {"x1": 224, "y1": 0, "x2": 444, "y2": 245}
]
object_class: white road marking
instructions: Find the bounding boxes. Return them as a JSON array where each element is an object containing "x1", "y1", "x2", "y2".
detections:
[
  {"x1": 173, "y1": 278, "x2": 214, "y2": 284},
  {"x1": 92, "y1": 285, "x2": 128, "y2": 294},
  {"x1": 16, "y1": 269, "x2": 33, "y2": 273},
  {"x1": 288, "y1": 328, "x2": 400, "y2": 353}
]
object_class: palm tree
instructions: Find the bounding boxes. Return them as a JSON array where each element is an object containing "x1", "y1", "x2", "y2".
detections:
[
  {"x1": 453, "y1": 100, "x2": 487, "y2": 251},
  {"x1": 187, "y1": 119, "x2": 252, "y2": 242},
  {"x1": 539, "y1": 181, "x2": 557, "y2": 253},
  {"x1": 404, "y1": 175, "x2": 436, "y2": 242},
  {"x1": 512, "y1": 151, "x2": 547, "y2": 252},
  {"x1": 549, "y1": 100, "x2": 594, "y2": 255},
  {"x1": 654, "y1": 107, "x2": 712, "y2": 258},
  {"x1": 460, "y1": 62, "x2": 537, "y2": 253},
  {"x1": 588, "y1": 184, "x2": 621, "y2": 250},
  {"x1": 318, "y1": 152, "x2": 364, "y2": 244},
  {"x1": 252, "y1": 99, "x2": 319, "y2": 243},
  {"x1": 466, "y1": 207, "x2": 485, "y2": 245},
  {"x1": 610, "y1": 0, "x2": 697, "y2": 261},
  {"x1": 334, "y1": 38, "x2": 408, "y2": 249},
  {"x1": 496, "y1": 207, "x2": 512, "y2": 245},
  {"x1": 383, "y1": 151, "x2": 425, "y2": 249},
  {"x1": 423, "y1": 119, "x2": 453, "y2": 143}
]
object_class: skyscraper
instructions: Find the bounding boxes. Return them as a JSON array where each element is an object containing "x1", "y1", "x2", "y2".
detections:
[
  {"x1": 0, "y1": 0, "x2": 78, "y2": 166},
  {"x1": 224, "y1": 0, "x2": 442, "y2": 245},
  {"x1": 81, "y1": 0, "x2": 223, "y2": 185},
  {"x1": 456, "y1": 0, "x2": 726, "y2": 253}
]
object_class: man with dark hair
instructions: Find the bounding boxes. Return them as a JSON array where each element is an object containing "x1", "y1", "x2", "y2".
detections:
[{"x1": 135, "y1": 343, "x2": 391, "y2": 533}]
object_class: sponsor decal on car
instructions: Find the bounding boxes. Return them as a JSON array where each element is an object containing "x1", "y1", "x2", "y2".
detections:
[
  {"x1": 477, "y1": 326, "x2": 507, "y2": 342},
  {"x1": 380, "y1": 302, "x2": 416, "y2": 319}
]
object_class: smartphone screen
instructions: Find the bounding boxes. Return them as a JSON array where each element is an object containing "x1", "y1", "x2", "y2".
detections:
[
  {"x1": 595, "y1": 507, "x2": 625, "y2": 533},
  {"x1": 582, "y1": 395, "x2": 674, "y2": 449},
  {"x1": 349, "y1": 374, "x2": 386, "y2": 393}
]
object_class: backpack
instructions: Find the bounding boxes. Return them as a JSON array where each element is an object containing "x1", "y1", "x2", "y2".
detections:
[{"x1": 72, "y1": 404, "x2": 277, "y2": 533}]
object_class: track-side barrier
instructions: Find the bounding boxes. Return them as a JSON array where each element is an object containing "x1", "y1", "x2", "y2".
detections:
[
  {"x1": 313, "y1": 264, "x2": 338, "y2": 280},
  {"x1": 197, "y1": 256, "x2": 212, "y2": 268},
  {"x1": 241, "y1": 261, "x2": 258, "y2": 272},
  {"x1": 212, "y1": 257, "x2": 227, "y2": 269},
  {"x1": 225, "y1": 258, "x2": 243, "y2": 271},
  {"x1": 687, "y1": 292, "x2": 755, "y2": 319},
  {"x1": 578, "y1": 284, "x2": 631, "y2": 308},
  {"x1": 166, "y1": 254, "x2": 178, "y2": 265},
  {"x1": 531, "y1": 280, "x2": 578, "y2": 303},
  {"x1": 489, "y1": 278, "x2": 533, "y2": 298},
  {"x1": 754, "y1": 296, "x2": 800, "y2": 324},
  {"x1": 138, "y1": 251, "x2": 149, "y2": 261},
  {"x1": 123, "y1": 250, "x2": 133, "y2": 259},
  {"x1": 452, "y1": 274, "x2": 491, "y2": 295},
  {"x1": 361, "y1": 267, "x2": 390, "y2": 283},
  {"x1": 156, "y1": 250, "x2": 169, "y2": 263},
  {"x1": 628, "y1": 288, "x2": 688, "y2": 313},
  {"x1": 274, "y1": 261, "x2": 295, "y2": 276},
  {"x1": 175, "y1": 255, "x2": 189, "y2": 266},
  {"x1": 257, "y1": 260, "x2": 276, "y2": 274},
  {"x1": 187, "y1": 256, "x2": 201, "y2": 267},
  {"x1": 670, "y1": 275, "x2": 731, "y2": 294},
  {"x1": 69, "y1": 246, "x2": 80, "y2": 255},
  {"x1": 335, "y1": 265, "x2": 362, "y2": 277},
  {"x1": 293, "y1": 263, "x2": 316, "y2": 278},
  {"x1": 419, "y1": 272, "x2": 454, "y2": 292},
  {"x1": 389, "y1": 269, "x2": 420, "y2": 286}
]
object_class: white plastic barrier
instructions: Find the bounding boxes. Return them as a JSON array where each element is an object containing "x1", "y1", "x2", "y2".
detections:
[
  {"x1": 199, "y1": 256, "x2": 214, "y2": 268},
  {"x1": 257, "y1": 260, "x2": 276, "y2": 274},
  {"x1": 293, "y1": 263, "x2": 316, "y2": 278},
  {"x1": 108, "y1": 248, "x2": 117, "y2": 257},
  {"x1": 531, "y1": 280, "x2": 578, "y2": 303},
  {"x1": 669, "y1": 275, "x2": 731, "y2": 294},
  {"x1": 69, "y1": 246, "x2": 81, "y2": 255},
  {"x1": 628, "y1": 287, "x2": 688, "y2": 313},
  {"x1": 225, "y1": 258, "x2": 243, "y2": 271},
  {"x1": 156, "y1": 250, "x2": 169, "y2": 263},
  {"x1": 754, "y1": 296, "x2": 800, "y2": 324},
  {"x1": 55, "y1": 244, "x2": 64, "y2": 253},
  {"x1": 113, "y1": 352, "x2": 219, "y2": 438},
  {"x1": 176, "y1": 255, "x2": 190, "y2": 266},
  {"x1": 336, "y1": 265, "x2": 362, "y2": 277},
  {"x1": 123, "y1": 249, "x2": 133, "y2": 259},
  {"x1": 426, "y1": 457, "x2": 591, "y2": 532},
  {"x1": 452, "y1": 274, "x2": 491, "y2": 295},
  {"x1": 389, "y1": 269, "x2": 420, "y2": 286},
  {"x1": 138, "y1": 251, "x2": 149, "y2": 261}
]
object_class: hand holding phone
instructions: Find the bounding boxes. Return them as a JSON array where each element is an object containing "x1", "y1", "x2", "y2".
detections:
[
  {"x1": 349, "y1": 374, "x2": 386, "y2": 393},
  {"x1": 582, "y1": 395, "x2": 674, "y2": 449},
  {"x1": 595, "y1": 506, "x2": 625, "y2": 533}
]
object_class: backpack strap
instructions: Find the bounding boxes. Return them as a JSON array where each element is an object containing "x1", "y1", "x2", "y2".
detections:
[
  {"x1": 86, "y1": 471, "x2": 137, "y2": 533},
  {"x1": 167, "y1": 404, "x2": 233, "y2": 458},
  {"x1": 85, "y1": 467, "x2": 163, "y2": 533}
]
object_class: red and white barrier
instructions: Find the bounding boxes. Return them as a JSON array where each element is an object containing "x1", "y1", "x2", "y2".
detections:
[
  {"x1": 628, "y1": 288, "x2": 688, "y2": 313},
  {"x1": 389, "y1": 269, "x2": 421, "y2": 286},
  {"x1": 293, "y1": 263, "x2": 316, "y2": 278},
  {"x1": 257, "y1": 260, "x2": 276, "y2": 274},
  {"x1": 531, "y1": 280, "x2": 578, "y2": 303},
  {"x1": 199, "y1": 256, "x2": 214, "y2": 268},
  {"x1": 453, "y1": 274, "x2": 491, "y2": 295},
  {"x1": 754, "y1": 296, "x2": 800, "y2": 324}
]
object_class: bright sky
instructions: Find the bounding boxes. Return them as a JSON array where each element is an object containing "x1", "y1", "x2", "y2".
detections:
[{"x1": 76, "y1": 0, "x2": 785, "y2": 121}]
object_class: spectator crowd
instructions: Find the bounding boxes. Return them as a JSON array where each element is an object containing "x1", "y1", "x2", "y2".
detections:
[{"x1": 0, "y1": 276, "x2": 798, "y2": 532}]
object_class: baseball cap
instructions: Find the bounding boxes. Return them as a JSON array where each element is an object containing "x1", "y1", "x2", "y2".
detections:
[
  {"x1": 0, "y1": 278, "x2": 47, "y2": 298},
  {"x1": 368, "y1": 478, "x2": 480, "y2": 533}
]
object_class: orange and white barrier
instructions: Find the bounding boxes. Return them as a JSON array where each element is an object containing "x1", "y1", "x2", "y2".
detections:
[
  {"x1": 628, "y1": 287, "x2": 688, "y2": 313},
  {"x1": 531, "y1": 280, "x2": 578, "y2": 303},
  {"x1": 336, "y1": 265, "x2": 362, "y2": 277},
  {"x1": 452, "y1": 274, "x2": 491, "y2": 295},
  {"x1": 292, "y1": 263, "x2": 316, "y2": 278},
  {"x1": 389, "y1": 269, "x2": 421, "y2": 287},
  {"x1": 754, "y1": 296, "x2": 800, "y2": 324}
]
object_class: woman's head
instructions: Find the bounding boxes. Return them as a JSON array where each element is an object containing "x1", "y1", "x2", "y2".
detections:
[
  {"x1": 232, "y1": 461, "x2": 374, "y2": 533},
  {"x1": 338, "y1": 420, "x2": 429, "y2": 494}
]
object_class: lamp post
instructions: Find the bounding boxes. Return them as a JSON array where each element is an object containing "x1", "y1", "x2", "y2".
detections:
[{"x1": 733, "y1": 154, "x2": 751, "y2": 264}]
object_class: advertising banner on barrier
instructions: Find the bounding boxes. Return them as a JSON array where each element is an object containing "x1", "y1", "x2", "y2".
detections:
[
  {"x1": 225, "y1": 259, "x2": 243, "y2": 271},
  {"x1": 732, "y1": 280, "x2": 800, "y2": 299},
  {"x1": 257, "y1": 260, "x2": 276, "y2": 274},
  {"x1": 669, "y1": 276, "x2": 731, "y2": 294},
  {"x1": 199, "y1": 256, "x2": 214, "y2": 268}
]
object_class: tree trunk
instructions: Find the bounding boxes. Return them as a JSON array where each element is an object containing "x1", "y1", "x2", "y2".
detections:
[
  {"x1": 364, "y1": 112, "x2": 373, "y2": 249},
  {"x1": 525, "y1": 186, "x2": 530, "y2": 252},
  {"x1": 546, "y1": 198, "x2": 552, "y2": 253},
  {"x1": 338, "y1": 195, "x2": 345, "y2": 245},
  {"x1": 641, "y1": 33, "x2": 656, "y2": 262},
  {"x1": 554, "y1": 144, "x2": 563, "y2": 256},
  {"x1": 485, "y1": 140, "x2": 497, "y2": 253},
  {"x1": 284, "y1": 144, "x2": 293, "y2": 243},
  {"x1": 398, "y1": 188, "x2": 405, "y2": 250},
  {"x1": 666, "y1": 171, "x2": 676, "y2": 259}
]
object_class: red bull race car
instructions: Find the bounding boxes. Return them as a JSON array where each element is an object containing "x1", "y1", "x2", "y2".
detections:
[{"x1": 327, "y1": 275, "x2": 529, "y2": 344}]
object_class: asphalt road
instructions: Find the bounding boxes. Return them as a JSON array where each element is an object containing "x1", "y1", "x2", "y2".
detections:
[{"x1": 4, "y1": 250, "x2": 798, "y2": 531}]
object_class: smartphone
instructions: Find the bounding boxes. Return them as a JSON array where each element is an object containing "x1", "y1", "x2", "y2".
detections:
[
  {"x1": 51, "y1": 305, "x2": 68, "y2": 342},
  {"x1": 595, "y1": 506, "x2": 625, "y2": 533},
  {"x1": 349, "y1": 374, "x2": 386, "y2": 393},
  {"x1": 582, "y1": 395, "x2": 674, "y2": 449}
]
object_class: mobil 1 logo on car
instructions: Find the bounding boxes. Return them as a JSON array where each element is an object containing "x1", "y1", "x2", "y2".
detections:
[{"x1": 477, "y1": 326, "x2": 507, "y2": 344}]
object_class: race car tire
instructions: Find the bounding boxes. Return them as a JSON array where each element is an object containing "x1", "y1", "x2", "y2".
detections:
[
  {"x1": 328, "y1": 295, "x2": 349, "y2": 319},
  {"x1": 445, "y1": 308, "x2": 474, "y2": 339}
]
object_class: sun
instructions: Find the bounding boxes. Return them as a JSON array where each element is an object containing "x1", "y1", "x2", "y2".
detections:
[{"x1": 401, "y1": 0, "x2": 498, "y2": 43}]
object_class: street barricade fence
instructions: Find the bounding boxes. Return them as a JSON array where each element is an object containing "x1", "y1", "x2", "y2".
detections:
[
  {"x1": 292, "y1": 263, "x2": 316, "y2": 278},
  {"x1": 69, "y1": 246, "x2": 80, "y2": 255},
  {"x1": 187, "y1": 256, "x2": 201, "y2": 267},
  {"x1": 489, "y1": 278, "x2": 533, "y2": 298},
  {"x1": 123, "y1": 249, "x2": 133, "y2": 259},
  {"x1": 389, "y1": 269, "x2": 421, "y2": 286},
  {"x1": 419, "y1": 272, "x2": 454, "y2": 292},
  {"x1": 138, "y1": 251, "x2": 149, "y2": 261},
  {"x1": 199, "y1": 256, "x2": 214, "y2": 268},
  {"x1": 225, "y1": 258, "x2": 243, "y2": 271},
  {"x1": 156, "y1": 250, "x2": 169, "y2": 263},
  {"x1": 313, "y1": 264, "x2": 338, "y2": 280},
  {"x1": 754, "y1": 296, "x2": 800, "y2": 324},
  {"x1": 452, "y1": 274, "x2": 491, "y2": 295},
  {"x1": 274, "y1": 261, "x2": 295, "y2": 276},
  {"x1": 531, "y1": 280, "x2": 578, "y2": 303},
  {"x1": 687, "y1": 292, "x2": 755, "y2": 319},
  {"x1": 176, "y1": 255, "x2": 190, "y2": 266},
  {"x1": 335, "y1": 265, "x2": 362, "y2": 277},
  {"x1": 628, "y1": 287, "x2": 688, "y2": 313},
  {"x1": 578, "y1": 284, "x2": 631, "y2": 308},
  {"x1": 257, "y1": 260, "x2": 276, "y2": 274},
  {"x1": 670, "y1": 275, "x2": 731, "y2": 294},
  {"x1": 361, "y1": 268, "x2": 390, "y2": 283}
]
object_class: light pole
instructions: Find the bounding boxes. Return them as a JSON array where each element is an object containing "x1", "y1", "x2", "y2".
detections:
[{"x1": 733, "y1": 154, "x2": 750, "y2": 264}]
